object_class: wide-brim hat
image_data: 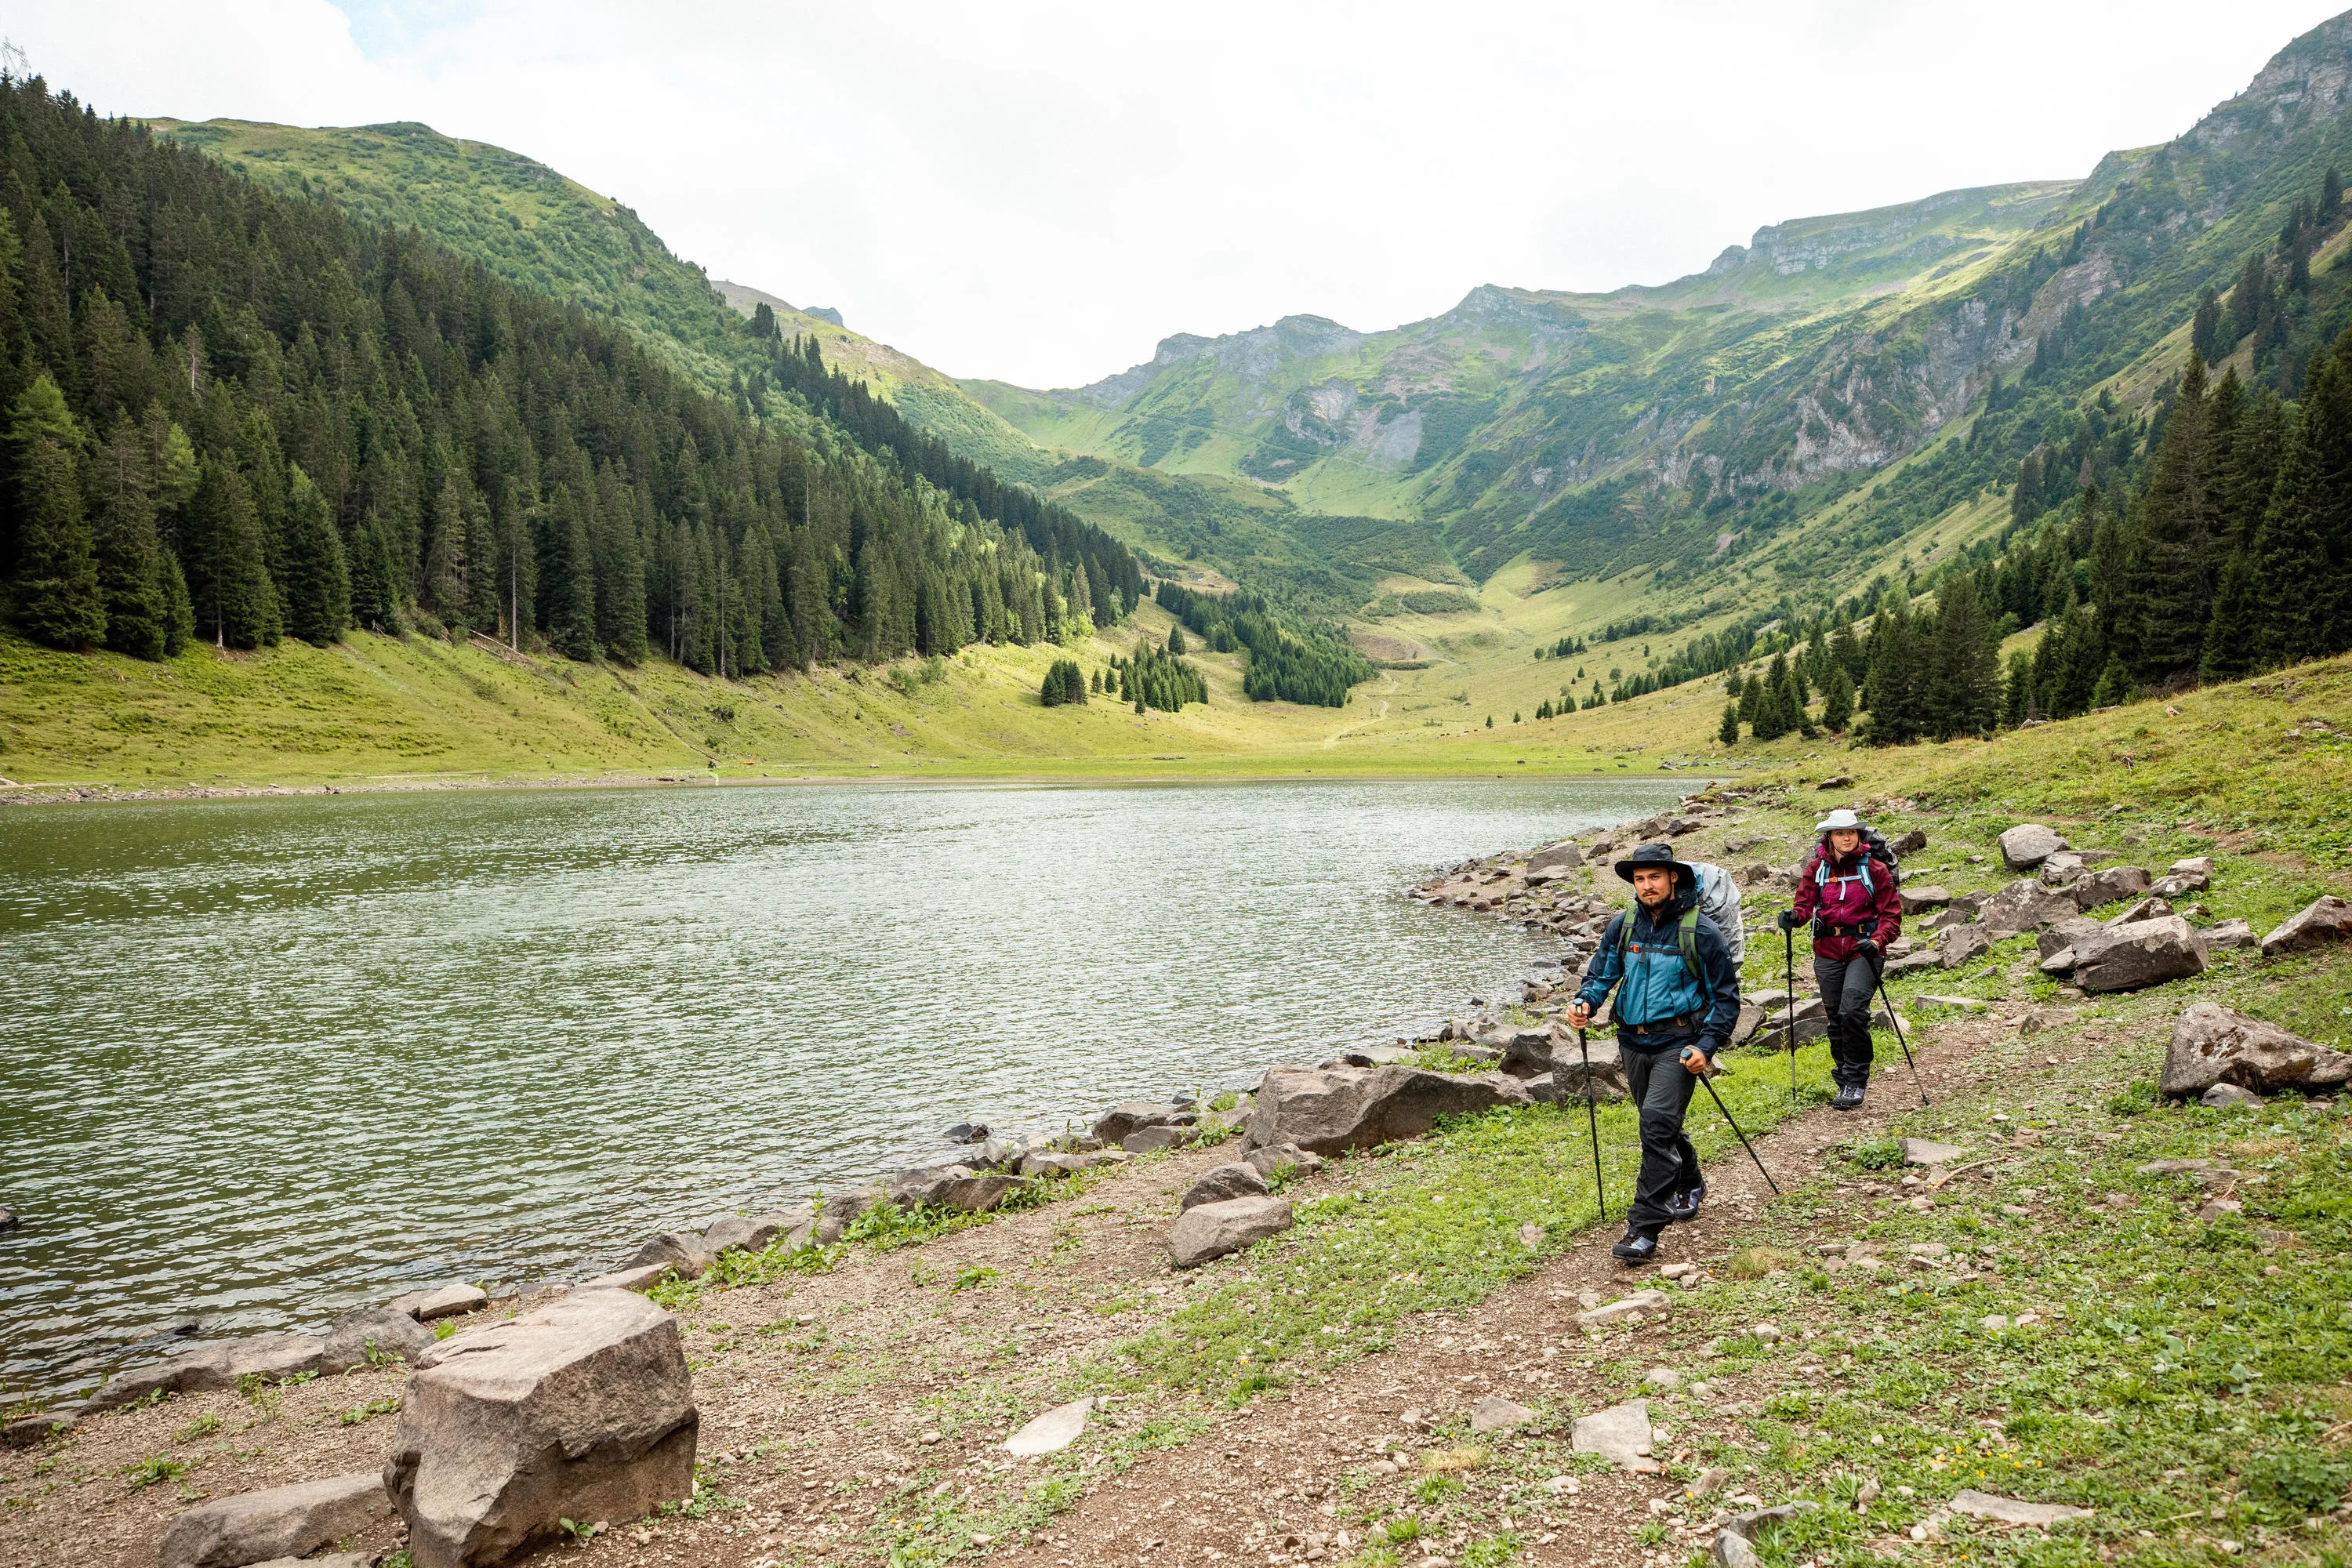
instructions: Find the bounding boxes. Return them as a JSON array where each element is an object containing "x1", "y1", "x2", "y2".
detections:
[
  {"x1": 1815, "y1": 808, "x2": 1865, "y2": 833},
  {"x1": 1613, "y1": 841, "x2": 1696, "y2": 884}
]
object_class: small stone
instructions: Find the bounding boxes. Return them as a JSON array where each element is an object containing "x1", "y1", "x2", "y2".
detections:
[
  {"x1": 1643, "y1": 1367, "x2": 1682, "y2": 1389},
  {"x1": 1980, "y1": 1314, "x2": 2010, "y2": 1332},
  {"x1": 1004, "y1": 1398, "x2": 1093, "y2": 1457},
  {"x1": 1659, "y1": 1261, "x2": 1695, "y2": 1279},
  {"x1": 1167, "y1": 1196, "x2": 1294, "y2": 1268},
  {"x1": 387, "y1": 1282, "x2": 490, "y2": 1323},
  {"x1": 1576, "y1": 1289, "x2": 1671, "y2": 1328},
  {"x1": 1947, "y1": 1490, "x2": 2092, "y2": 1527},
  {"x1": 941, "y1": 1121, "x2": 990, "y2": 1143},
  {"x1": 1570, "y1": 1399, "x2": 1653, "y2": 1470},
  {"x1": 2201, "y1": 1083, "x2": 2264, "y2": 1109},
  {"x1": 1750, "y1": 1322, "x2": 1782, "y2": 1343},
  {"x1": 1181, "y1": 1163, "x2": 1271, "y2": 1210},
  {"x1": 2, "y1": 1410, "x2": 74, "y2": 1448},
  {"x1": 1468, "y1": 1396, "x2": 1536, "y2": 1433},
  {"x1": 1900, "y1": 1138, "x2": 1963, "y2": 1166},
  {"x1": 1542, "y1": 1473, "x2": 1580, "y2": 1495},
  {"x1": 1122, "y1": 1125, "x2": 1190, "y2": 1154},
  {"x1": 1688, "y1": 1466, "x2": 1730, "y2": 1499},
  {"x1": 1518, "y1": 1221, "x2": 1544, "y2": 1248}
]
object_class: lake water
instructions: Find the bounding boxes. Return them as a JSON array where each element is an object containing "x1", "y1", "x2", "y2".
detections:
[{"x1": 0, "y1": 777, "x2": 1684, "y2": 1398}]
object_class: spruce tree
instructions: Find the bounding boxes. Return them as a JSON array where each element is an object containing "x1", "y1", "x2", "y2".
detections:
[
  {"x1": 2244, "y1": 408, "x2": 2331, "y2": 669},
  {"x1": 2122, "y1": 355, "x2": 2219, "y2": 682},
  {"x1": 2200, "y1": 548, "x2": 2259, "y2": 682},
  {"x1": 2001, "y1": 649, "x2": 2032, "y2": 727},
  {"x1": 2091, "y1": 656, "x2": 2131, "y2": 709},
  {"x1": 1167, "y1": 623, "x2": 1186, "y2": 655},
  {"x1": 183, "y1": 460, "x2": 280, "y2": 648},
  {"x1": 1925, "y1": 575, "x2": 1999, "y2": 739},
  {"x1": 90, "y1": 416, "x2": 169, "y2": 659},
  {"x1": 279, "y1": 467, "x2": 350, "y2": 646},
  {"x1": 5, "y1": 373, "x2": 104, "y2": 649},
  {"x1": 2190, "y1": 289, "x2": 2222, "y2": 364},
  {"x1": 1820, "y1": 661, "x2": 1854, "y2": 732},
  {"x1": 350, "y1": 514, "x2": 400, "y2": 633},
  {"x1": 1718, "y1": 701, "x2": 1740, "y2": 746}
]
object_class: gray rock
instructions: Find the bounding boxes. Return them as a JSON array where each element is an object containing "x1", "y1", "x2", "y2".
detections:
[
  {"x1": 1947, "y1": 1489, "x2": 2092, "y2": 1527},
  {"x1": 815, "y1": 1186, "x2": 884, "y2": 1244},
  {"x1": 319, "y1": 1306, "x2": 434, "y2": 1371},
  {"x1": 1900, "y1": 1138, "x2": 1964, "y2": 1166},
  {"x1": 240, "y1": 1557, "x2": 369, "y2": 1568},
  {"x1": 161, "y1": 1472, "x2": 388, "y2": 1568},
  {"x1": 2072, "y1": 866, "x2": 2154, "y2": 910},
  {"x1": 2038, "y1": 916, "x2": 2106, "y2": 960},
  {"x1": 386, "y1": 1289, "x2": 696, "y2": 1568},
  {"x1": 1, "y1": 1410, "x2": 74, "y2": 1448},
  {"x1": 2261, "y1": 895, "x2": 2352, "y2": 957},
  {"x1": 940, "y1": 1121, "x2": 989, "y2": 1143},
  {"x1": 1897, "y1": 884, "x2": 1953, "y2": 914},
  {"x1": 2161, "y1": 1001, "x2": 2352, "y2": 1097},
  {"x1": 577, "y1": 1264, "x2": 673, "y2": 1293},
  {"x1": 1167, "y1": 1196, "x2": 1294, "y2": 1268},
  {"x1": 1576, "y1": 1289, "x2": 1670, "y2": 1328},
  {"x1": 1982, "y1": 879, "x2": 2079, "y2": 935},
  {"x1": 2201, "y1": 1083, "x2": 2264, "y2": 1108},
  {"x1": 1998, "y1": 824, "x2": 2068, "y2": 871},
  {"x1": 1720, "y1": 1501, "x2": 1820, "y2": 1544},
  {"x1": 2151, "y1": 873, "x2": 2207, "y2": 898},
  {"x1": 1468, "y1": 1396, "x2": 1536, "y2": 1433},
  {"x1": 1496, "y1": 1029, "x2": 1555, "y2": 1079},
  {"x1": 1004, "y1": 1397, "x2": 1093, "y2": 1457},
  {"x1": 1714, "y1": 1530, "x2": 1759, "y2": 1568},
  {"x1": 2037, "y1": 851, "x2": 2086, "y2": 887},
  {"x1": 1890, "y1": 829, "x2": 1929, "y2": 855},
  {"x1": 1528, "y1": 841, "x2": 1586, "y2": 877},
  {"x1": 2170, "y1": 855, "x2": 2215, "y2": 879},
  {"x1": 2205, "y1": 918, "x2": 2257, "y2": 949},
  {"x1": 1020, "y1": 1149, "x2": 1129, "y2": 1178},
  {"x1": 1569, "y1": 1399, "x2": 1653, "y2": 1469},
  {"x1": 1552, "y1": 1035, "x2": 1629, "y2": 1101},
  {"x1": 0, "y1": 1206, "x2": 16, "y2": 1231},
  {"x1": 390, "y1": 1283, "x2": 490, "y2": 1323},
  {"x1": 1240, "y1": 1064, "x2": 1533, "y2": 1156},
  {"x1": 1914, "y1": 994, "x2": 1991, "y2": 1011},
  {"x1": 1181, "y1": 1163, "x2": 1270, "y2": 1210},
  {"x1": 965, "y1": 1135, "x2": 1033, "y2": 1172},
  {"x1": 624, "y1": 1231, "x2": 715, "y2": 1279},
  {"x1": 1886, "y1": 951, "x2": 1942, "y2": 977},
  {"x1": 2038, "y1": 949, "x2": 2078, "y2": 974},
  {"x1": 1091, "y1": 1101, "x2": 1196, "y2": 1144},
  {"x1": 2104, "y1": 895, "x2": 2174, "y2": 927},
  {"x1": 1937, "y1": 924, "x2": 1991, "y2": 970},
  {"x1": 699, "y1": 1208, "x2": 808, "y2": 1258},
  {"x1": 1122, "y1": 1125, "x2": 1191, "y2": 1154},
  {"x1": 2071, "y1": 916, "x2": 2209, "y2": 994},
  {"x1": 1243, "y1": 1142, "x2": 1325, "y2": 1181},
  {"x1": 889, "y1": 1165, "x2": 1028, "y2": 1211}
]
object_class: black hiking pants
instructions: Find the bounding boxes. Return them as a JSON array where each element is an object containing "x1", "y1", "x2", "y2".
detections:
[
  {"x1": 1623, "y1": 1037, "x2": 1703, "y2": 1234},
  {"x1": 1813, "y1": 953, "x2": 1880, "y2": 1087}
]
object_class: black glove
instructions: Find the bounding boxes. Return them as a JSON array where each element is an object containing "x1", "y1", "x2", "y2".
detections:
[
  {"x1": 1776, "y1": 909, "x2": 1800, "y2": 932},
  {"x1": 1855, "y1": 937, "x2": 1881, "y2": 960}
]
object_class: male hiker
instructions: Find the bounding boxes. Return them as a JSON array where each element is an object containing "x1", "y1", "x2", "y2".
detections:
[
  {"x1": 1777, "y1": 808, "x2": 1903, "y2": 1110},
  {"x1": 1564, "y1": 843, "x2": 1742, "y2": 1264}
]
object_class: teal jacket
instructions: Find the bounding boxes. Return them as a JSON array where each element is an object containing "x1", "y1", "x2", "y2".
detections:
[{"x1": 1573, "y1": 887, "x2": 1741, "y2": 1055}]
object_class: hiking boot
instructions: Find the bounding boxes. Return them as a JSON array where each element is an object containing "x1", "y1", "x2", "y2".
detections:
[
  {"x1": 1832, "y1": 1082, "x2": 1867, "y2": 1111},
  {"x1": 1611, "y1": 1228, "x2": 1661, "y2": 1263},
  {"x1": 1664, "y1": 1184, "x2": 1706, "y2": 1224}
]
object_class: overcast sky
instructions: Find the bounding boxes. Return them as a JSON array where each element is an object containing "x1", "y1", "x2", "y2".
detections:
[{"x1": 16, "y1": 2, "x2": 2350, "y2": 387}]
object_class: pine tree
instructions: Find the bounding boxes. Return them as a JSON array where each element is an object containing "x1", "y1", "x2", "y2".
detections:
[
  {"x1": 2001, "y1": 648, "x2": 2033, "y2": 727},
  {"x1": 1718, "y1": 700, "x2": 1740, "y2": 746},
  {"x1": 2122, "y1": 355, "x2": 2220, "y2": 683},
  {"x1": 2200, "y1": 547, "x2": 2259, "y2": 682},
  {"x1": 2190, "y1": 289, "x2": 2222, "y2": 364},
  {"x1": 279, "y1": 467, "x2": 350, "y2": 646},
  {"x1": 2244, "y1": 405, "x2": 2332, "y2": 669},
  {"x1": 423, "y1": 475, "x2": 470, "y2": 627},
  {"x1": 1925, "y1": 575, "x2": 1999, "y2": 739},
  {"x1": 1860, "y1": 601, "x2": 1926, "y2": 745},
  {"x1": 350, "y1": 515, "x2": 400, "y2": 633},
  {"x1": 2092, "y1": 655, "x2": 2131, "y2": 709},
  {"x1": 2325, "y1": 167, "x2": 2345, "y2": 223},
  {"x1": 5, "y1": 373, "x2": 103, "y2": 648},
  {"x1": 1819, "y1": 661, "x2": 1853, "y2": 732},
  {"x1": 90, "y1": 416, "x2": 169, "y2": 659},
  {"x1": 183, "y1": 460, "x2": 280, "y2": 648},
  {"x1": 1167, "y1": 622, "x2": 1186, "y2": 655}
]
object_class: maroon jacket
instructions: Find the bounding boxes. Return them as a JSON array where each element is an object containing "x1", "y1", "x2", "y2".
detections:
[{"x1": 1792, "y1": 838, "x2": 1903, "y2": 961}]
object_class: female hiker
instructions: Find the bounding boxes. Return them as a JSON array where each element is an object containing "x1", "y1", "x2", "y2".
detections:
[{"x1": 1777, "y1": 808, "x2": 1902, "y2": 1110}]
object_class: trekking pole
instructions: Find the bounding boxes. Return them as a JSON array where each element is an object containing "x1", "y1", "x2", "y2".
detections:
[
  {"x1": 1782, "y1": 919, "x2": 1798, "y2": 1105},
  {"x1": 1874, "y1": 971, "x2": 1930, "y2": 1107},
  {"x1": 1577, "y1": 1027, "x2": 1606, "y2": 1221},
  {"x1": 1694, "y1": 1062, "x2": 1780, "y2": 1196}
]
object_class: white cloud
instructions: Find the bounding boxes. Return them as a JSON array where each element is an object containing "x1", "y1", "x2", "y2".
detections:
[{"x1": 16, "y1": 1, "x2": 2350, "y2": 387}]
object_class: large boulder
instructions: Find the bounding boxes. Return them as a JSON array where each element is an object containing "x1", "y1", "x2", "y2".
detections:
[
  {"x1": 2161, "y1": 1001, "x2": 2352, "y2": 1098},
  {"x1": 2037, "y1": 851, "x2": 2086, "y2": 888},
  {"x1": 1981, "y1": 879, "x2": 2080, "y2": 936},
  {"x1": 2260, "y1": 895, "x2": 2352, "y2": 957},
  {"x1": 1181, "y1": 1163, "x2": 1270, "y2": 1210},
  {"x1": 162, "y1": 1472, "x2": 388, "y2": 1568},
  {"x1": 1167, "y1": 1196, "x2": 1294, "y2": 1268},
  {"x1": 2071, "y1": 916, "x2": 2209, "y2": 993},
  {"x1": 1240, "y1": 1065, "x2": 1532, "y2": 1156},
  {"x1": 1497, "y1": 1029, "x2": 1555, "y2": 1079},
  {"x1": 385, "y1": 1289, "x2": 697, "y2": 1568},
  {"x1": 2038, "y1": 916, "x2": 2107, "y2": 961},
  {"x1": 1998, "y1": 824, "x2": 2069, "y2": 871},
  {"x1": 88, "y1": 1306, "x2": 430, "y2": 1412},
  {"x1": 1526, "y1": 843, "x2": 1584, "y2": 883},
  {"x1": 318, "y1": 1307, "x2": 434, "y2": 1371},
  {"x1": 1091, "y1": 1101, "x2": 1196, "y2": 1144},
  {"x1": 2071, "y1": 866, "x2": 2153, "y2": 911},
  {"x1": 1551, "y1": 1034, "x2": 1629, "y2": 1100}
]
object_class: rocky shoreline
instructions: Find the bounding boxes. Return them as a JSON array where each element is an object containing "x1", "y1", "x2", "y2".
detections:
[{"x1": 13, "y1": 782, "x2": 2350, "y2": 1568}]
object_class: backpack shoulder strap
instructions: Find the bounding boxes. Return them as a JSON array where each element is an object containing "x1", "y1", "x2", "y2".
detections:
[{"x1": 1676, "y1": 907, "x2": 1704, "y2": 988}]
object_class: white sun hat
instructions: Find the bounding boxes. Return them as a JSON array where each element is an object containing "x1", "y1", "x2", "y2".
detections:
[{"x1": 1814, "y1": 807, "x2": 1864, "y2": 832}]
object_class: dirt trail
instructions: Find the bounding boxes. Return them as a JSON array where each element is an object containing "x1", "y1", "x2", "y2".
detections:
[{"x1": 0, "y1": 1004, "x2": 2016, "y2": 1568}]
